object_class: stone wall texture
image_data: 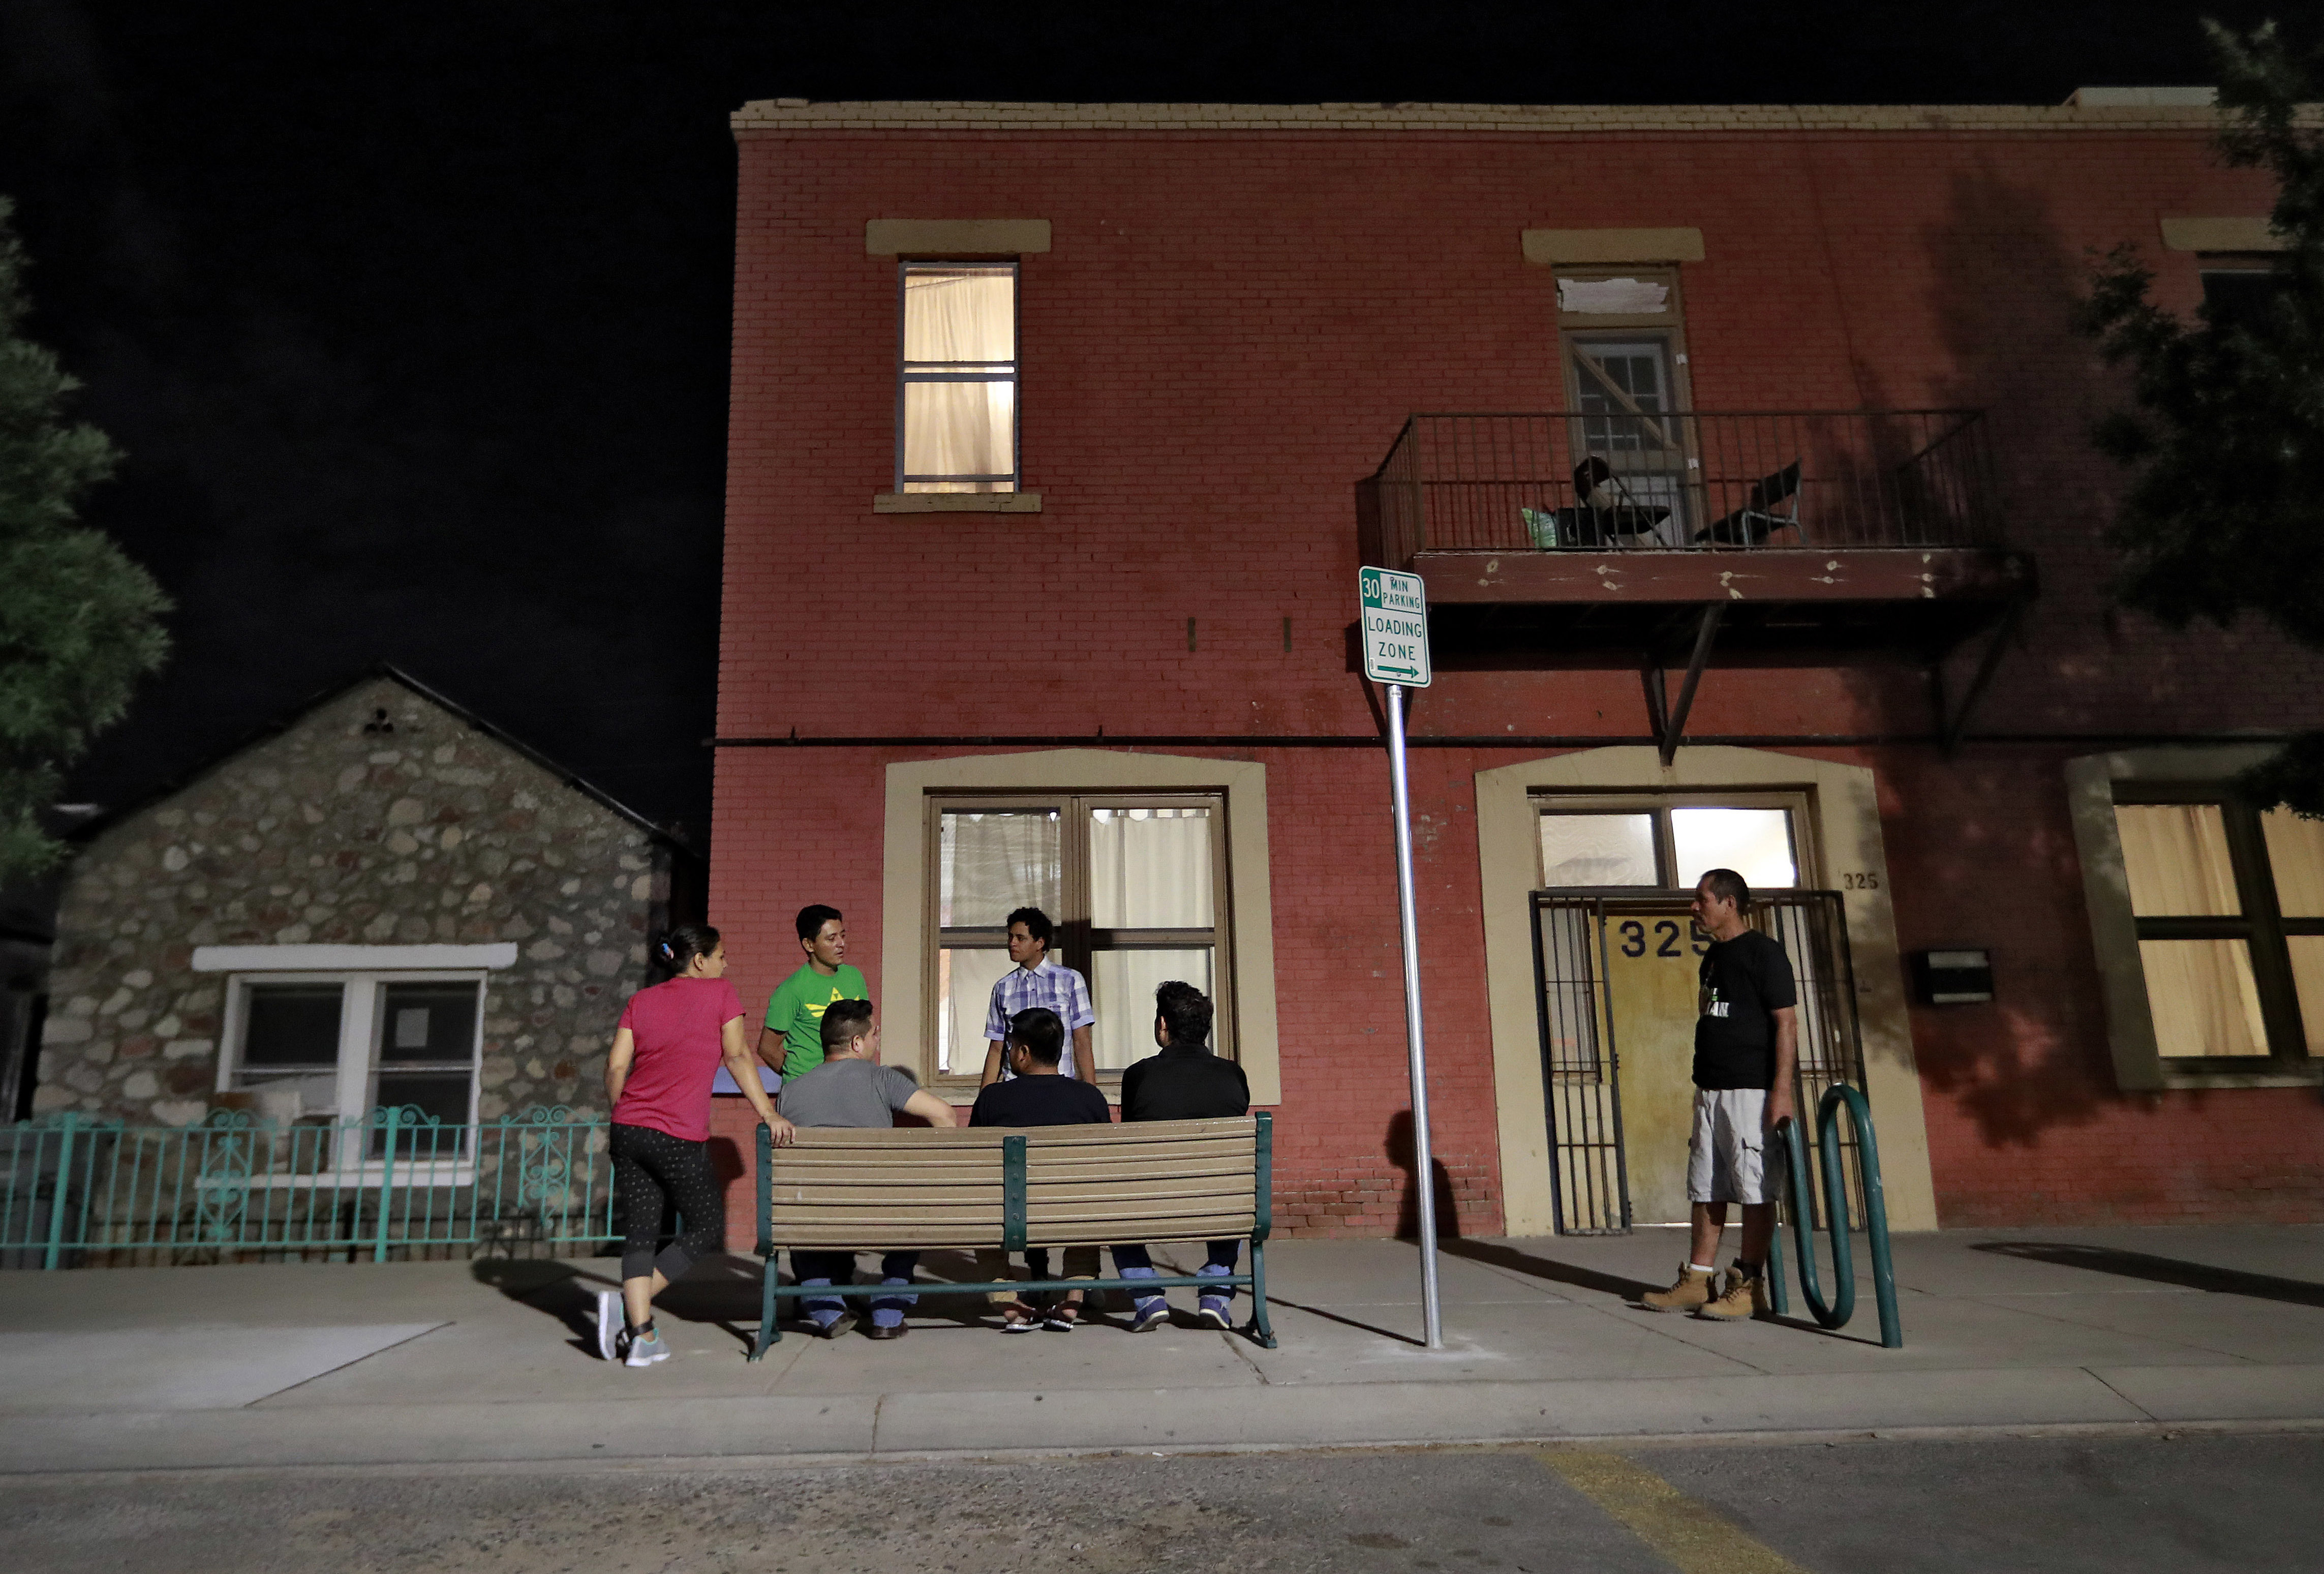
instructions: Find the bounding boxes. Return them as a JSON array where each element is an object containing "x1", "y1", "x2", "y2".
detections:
[{"x1": 35, "y1": 676, "x2": 684, "y2": 1125}]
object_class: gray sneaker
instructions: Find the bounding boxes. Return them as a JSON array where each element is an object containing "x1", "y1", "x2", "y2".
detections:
[
  {"x1": 595, "y1": 1289, "x2": 625, "y2": 1361},
  {"x1": 624, "y1": 1327, "x2": 669, "y2": 1367}
]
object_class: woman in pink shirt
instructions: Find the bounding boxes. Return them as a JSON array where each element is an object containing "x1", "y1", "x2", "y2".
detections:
[{"x1": 597, "y1": 923, "x2": 794, "y2": 1366}]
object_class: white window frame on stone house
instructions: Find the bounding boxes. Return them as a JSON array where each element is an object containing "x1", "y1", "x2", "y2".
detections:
[{"x1": 199, "y1": 943, "x2": 513, "y2": 1177}]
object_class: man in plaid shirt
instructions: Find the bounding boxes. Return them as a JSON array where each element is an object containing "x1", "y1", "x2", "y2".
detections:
[{"x1": 978, "y1": 906, "x2": 1099, "y2": 1087}]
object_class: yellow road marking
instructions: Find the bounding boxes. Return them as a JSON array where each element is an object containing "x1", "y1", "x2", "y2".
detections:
[{"x1": 1538, "y1": 1450, "x2": 1811, "y2": 1574}]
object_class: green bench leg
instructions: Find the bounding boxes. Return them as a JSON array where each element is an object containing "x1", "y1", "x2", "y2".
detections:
[
  {"x1": 750, "y1": 1253, "x2": 781, "y2": 1359},
  {"x1": 1246, "y1": 1238, "x2": 1278, "y2": 1349}
]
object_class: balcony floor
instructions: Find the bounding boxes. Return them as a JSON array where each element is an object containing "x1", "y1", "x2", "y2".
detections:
[{"x1": 1414, "y1": 546, "x2": 2032, "y2": 661}]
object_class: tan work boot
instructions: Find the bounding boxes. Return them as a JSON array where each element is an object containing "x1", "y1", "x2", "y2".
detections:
[
  {"x1": 1694, "y1": 1263, "x2": 1770, "y2": 1321},
  {"x1": 1640, "y1": 1263, "x2": 1717, "y2": 1314}
]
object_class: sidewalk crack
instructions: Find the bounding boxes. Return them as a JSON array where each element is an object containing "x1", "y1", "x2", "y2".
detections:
[
  {"x1": 1222, "y1": 1330, "x2": 1274, "y2": 1385},
  {"x1": 244, "y1": 1322, "x2": 451, "y2": 1408},
  {"x1": 871, "y1": 1390, "x2": 887, "y2": 1451},
  {"x1": 2084, "y1": 1366, "x2": 2161, "y2": 1422}
]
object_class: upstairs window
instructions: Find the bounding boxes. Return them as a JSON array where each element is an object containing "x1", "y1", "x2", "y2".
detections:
[
  {"x1": 898, "y1": 262, "x2": 1018, "y2": 493},
  {"x1": 2114, "y1": 792, "x2": 2324, "y2": 1064},
  {"x1": 2199, "y1": 259, "x2": 2291, "y2": 336}
]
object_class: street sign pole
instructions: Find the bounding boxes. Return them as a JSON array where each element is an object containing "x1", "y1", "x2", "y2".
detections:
[
  {"x1": 1360, "y1": 567, "x2": 1443, "y2": 1351},
  {"x1": 1384, "y1": 680, "x2": 1444, "y2": 1350}
]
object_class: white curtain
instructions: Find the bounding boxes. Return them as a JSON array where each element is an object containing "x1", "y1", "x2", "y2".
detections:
[
  {"x1": 1091, "y1": 948, "x2": 1214, "y2": 1069},
  {"x1": 1089, "y1": 808, "x2": 1212, "y2": 927},
  {"x1": 2262, "y1": 808, "x2": 2324, "y2": 918},
  {"x1": 2139, "y1": 939, "x2": 2268, "y2": 1057},
  {"x1": 2115, "y1": 804, "x2": 2241, "y2": 916},
  {"x1": 903, "y1": 268, "x2": 1014, "y2": 489},
  {"x1": 940, "y1": 811, "x2": 1060, "y2": 927},
  {"x1": 939, "y1": 947, "x2": 1019, "y2": 1072}
]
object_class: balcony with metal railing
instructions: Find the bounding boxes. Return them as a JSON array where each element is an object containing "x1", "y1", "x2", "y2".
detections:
[{"x1": 1362, "y1": 411, "x2": 2035, "y2": 661}]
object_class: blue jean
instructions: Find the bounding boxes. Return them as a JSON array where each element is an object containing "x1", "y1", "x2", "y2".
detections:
[
  {"x1": 792, "y1": 1251, "x2": 920, "y2": 1321},
  {"x1": 1112, "y1": 1241, "x2": 1241, "y2": 1301}
]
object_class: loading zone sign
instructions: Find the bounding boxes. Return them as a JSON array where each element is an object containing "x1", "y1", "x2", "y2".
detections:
[{"x1": 1360, "y1": 567, "x2": 1432, "y2": 686}]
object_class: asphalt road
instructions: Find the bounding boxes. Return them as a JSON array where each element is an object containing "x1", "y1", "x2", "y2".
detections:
[{"x1": 4, "y1": 1430, "x2": 2312, "y2": 1573}]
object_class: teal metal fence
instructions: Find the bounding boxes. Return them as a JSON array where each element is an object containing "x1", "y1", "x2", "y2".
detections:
[{"x1": 1, "y1": 1107, "x2": 617, "y2": 1268}]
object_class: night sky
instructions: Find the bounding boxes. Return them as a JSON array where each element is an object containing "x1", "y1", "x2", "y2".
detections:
[{"x1": 0, "y1": 1, "x2": 2279, "y2": 843}]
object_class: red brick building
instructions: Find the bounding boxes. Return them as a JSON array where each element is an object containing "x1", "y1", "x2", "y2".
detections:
[{"x1": 710, "y1": 96, "x2": 2322, "y2": 1239}]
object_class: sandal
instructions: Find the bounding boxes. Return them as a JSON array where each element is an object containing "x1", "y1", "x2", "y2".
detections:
[
  {"x1": 999, "y1": 1301, "x2": 1041, "y2": 1334},
  {"x1": 1043, "y1": 1297, "x2": 1083, "y2": 1333}
]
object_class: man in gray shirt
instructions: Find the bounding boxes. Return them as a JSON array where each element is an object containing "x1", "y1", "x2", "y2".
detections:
[{"x1": 776, "y1": 1000, "x2": 957, "y2": 1339}]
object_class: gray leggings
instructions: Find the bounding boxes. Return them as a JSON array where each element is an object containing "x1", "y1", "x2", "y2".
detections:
[{"x1": 610, "y1": 1123, "x2": 723, "y2": 1282}]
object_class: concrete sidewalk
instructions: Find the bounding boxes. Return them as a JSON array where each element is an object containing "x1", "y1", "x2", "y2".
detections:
[{"x1": 3, "y1": 1225, "x2": 2320, "y2": 1472}]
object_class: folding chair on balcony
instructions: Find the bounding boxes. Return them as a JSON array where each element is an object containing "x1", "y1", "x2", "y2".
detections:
[{"x1": 1696, "y1": 459, "x2": 1802, "y2": 546}]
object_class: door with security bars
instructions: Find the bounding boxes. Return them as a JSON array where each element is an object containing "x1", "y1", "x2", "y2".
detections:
[{"x1": 1532, "y1": 889, "x2": 1867, "y2": 1235}]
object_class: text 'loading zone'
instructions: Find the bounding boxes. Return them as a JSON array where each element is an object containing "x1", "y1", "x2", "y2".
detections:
[{"x1": 1360, "y1": 567, "x2": 1431, "y2": 687}]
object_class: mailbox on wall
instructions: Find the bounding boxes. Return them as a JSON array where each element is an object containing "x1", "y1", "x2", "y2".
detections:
[{"x1": 1912, "y1": 949, "x2": 1994, "y2": 1005}]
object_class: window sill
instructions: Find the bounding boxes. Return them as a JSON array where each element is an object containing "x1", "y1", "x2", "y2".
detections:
[
  {"x1": 874, "y1": 492, "x2": 1042, "y2": 514},
  {"x1": 2158, "y1": 1064, "x2": 2323, "y2": 1090},
  {"x1": 197, "y1": 1162, "x2": 478, "y2": 1188}
]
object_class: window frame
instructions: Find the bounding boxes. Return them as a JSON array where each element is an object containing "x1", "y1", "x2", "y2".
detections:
[
  {"x1": 1534, "y1": 790, "x2": 1818, "y2": 891},
  {"x1": 216, "y1": 968, "x2": 489, "y2": 1166},
  {"x1": 2066, "y1": 747, "x2": 2324, "y2": 1089},
  {"x1": 895, "y1": 259, "x2": 1020, "y2": 494},
  {"x1": 924, "y1": 791, "x2": 1234, "y2": 1093},
  {"x1": 1555, "y1": 265, "x2": 1696, "y2": 407},
  {"x1": 1554, "y1": 265, "x2": 1697, "y2": 539},
  {"x1": 2111, "y1": 783, "x2": 2319, "y2": 1070},
  {"x1": 2196, "y1": 253, "x2": 2290, "y2": 336}
]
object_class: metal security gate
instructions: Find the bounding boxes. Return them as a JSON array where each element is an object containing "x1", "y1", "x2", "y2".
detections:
[{"x1": 1531, "y1": 889, "x2": 1867, "y2": 1235}]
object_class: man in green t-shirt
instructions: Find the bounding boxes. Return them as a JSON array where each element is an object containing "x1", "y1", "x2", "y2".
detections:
[{"x1": 757, "y1": 905, "x2": 870, "y2": 1079}]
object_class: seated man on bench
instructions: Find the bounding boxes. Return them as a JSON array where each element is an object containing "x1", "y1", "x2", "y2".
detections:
[
  {"x1": 1113, "y1": 981, "x2": 1251, "y2": 1331},
  {"x1": 968, "y1": 1007, "x2": 1114, "y2": 1331},
  {"x1": 776, "y1": 999, "x2": 959, "y2": 1339}
]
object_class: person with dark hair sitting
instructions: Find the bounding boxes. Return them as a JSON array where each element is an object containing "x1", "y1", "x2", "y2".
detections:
[
  {"x1": 978, "y1": 906, "x2": 1098, "y2": 1089},
  {"x1": 758, "y1": 904, "x2": 869, "y2": 1079},
  {"x1": 777, "y1": 1000, "x2": 959, "y2": 1339},
  {"x1": 597, "y1": 924, "x2": 795, "y2": 1366},
  {"x1": 968, "y1": 1007, "x2": 1113, "y2": 1331},
  {"x1": 1112, "y1": 981, "x2": 1251, "y2": 1331}
]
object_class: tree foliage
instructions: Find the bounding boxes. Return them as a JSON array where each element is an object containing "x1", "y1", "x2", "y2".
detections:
[
  {"x1": 0, "y1": 196, "x2": 171, "y2": 881},
  {"x1": 2077, "y1": 20, "x2": 2324, "y2": 812}
]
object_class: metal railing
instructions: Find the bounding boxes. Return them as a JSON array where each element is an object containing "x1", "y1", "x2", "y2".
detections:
[
  {"x1": 1, "y1": 1107, "x2": 616, "y2": 1268},
  {"x1": 1370, "y1": 411, "x2": 2002, "y2": 565}
]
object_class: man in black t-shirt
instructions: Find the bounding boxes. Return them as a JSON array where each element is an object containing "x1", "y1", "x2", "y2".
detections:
[
  {"x1": 1113, "y1": 981, "x2": 1251, "y2": 1332},
  {"x1": 968, "y1": 1008, "x2": 1112, "y2": 1331},
  {"x1": 1641, "y1": 868, "x2": 1798, "y2": 1322}
]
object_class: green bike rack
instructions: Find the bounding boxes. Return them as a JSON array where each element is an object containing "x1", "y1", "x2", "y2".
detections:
[{"x1": 1767, "y1": 1084, "x2": 1903, "y2": 1349}]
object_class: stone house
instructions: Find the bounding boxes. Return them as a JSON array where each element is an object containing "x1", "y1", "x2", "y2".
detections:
[{"x1": 28, "y1": 668, "x2": 702, "y2": 1131}]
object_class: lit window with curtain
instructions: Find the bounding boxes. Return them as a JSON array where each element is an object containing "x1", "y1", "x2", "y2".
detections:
[
  {"x1": 930, "y1": 796, "x2": 1229, "y2": 1084},
  {"x1": 898, "y1": 261, "x2": 1017, "y2": 493},
  {"x1": 2114, "y1": 792, "x2": 2324, "y2": 1063}
]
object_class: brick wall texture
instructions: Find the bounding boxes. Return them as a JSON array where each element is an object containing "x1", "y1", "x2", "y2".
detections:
[{"x1": 714, "y1": 112, "x2": 2324, "y2": 1233}]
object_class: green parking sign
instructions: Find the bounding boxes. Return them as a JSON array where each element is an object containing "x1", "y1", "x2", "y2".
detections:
[{"x1": 1359, "y1": 567, "x2": 1431, "y2": 686}]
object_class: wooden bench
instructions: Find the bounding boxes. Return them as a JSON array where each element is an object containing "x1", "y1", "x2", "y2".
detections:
[{"x1": 750, "y1": 1112, "x2": 1276, "y2": 1355}]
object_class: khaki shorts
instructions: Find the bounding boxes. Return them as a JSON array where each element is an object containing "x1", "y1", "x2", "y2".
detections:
[{"x1": 1687, "y1": 1088, "x2": 1781, "y2": 1206}]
